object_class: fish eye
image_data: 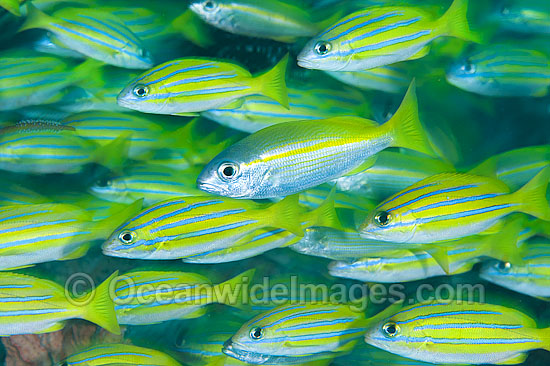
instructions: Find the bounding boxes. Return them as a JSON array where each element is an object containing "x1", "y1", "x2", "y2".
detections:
[
  {"x1": 203, "y1": 0, "x2": 216, "y2": 10},
  {"x1": 374, "y1": 211, "x2": 391, "y2": 227},
  {"x1": 133, "y1": 84, "x2": 149, "y2": 98},
  {"x1": 218, "y1": 162, "x2": 239, "y2": 180},
  {"x1": 95, "y1": 177, "x2": 112, "y2": 187},
  {"x1": 314, "y1": 41, "x2": 331, "y2": 55},
  {"x1": 382, "y1": 322, "x2": 399, "y2": 337},
  {"x1": 249, "y1": 327, "x2": 263, "y2": 340},
  {"x1": 496, "y1": 261, "x2": 512, "y2": 271},
  {"x1": 118, "y1": 231, "x2": 136, "y2": 245},
  {"x1": 463, "y1": 60, "x2": 475, "y2": 74}
]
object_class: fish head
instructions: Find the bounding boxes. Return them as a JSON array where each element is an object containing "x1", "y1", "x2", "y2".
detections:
[
  {"x1": 358, "y1": 207, "x2": 413, "y2": 243},
  {"x1": 197, "y1": 144, "x2": 270, "y2": 198},
  {"x1": 101, "y1": 219, "x2": 159, "y2": 259},
  {"x1": 479, "y1": 259, "x2": 520, "y2": 285},
  {"x1": 223, "y1": 306, "x2": 316, "y2": 363},
  {"x1": 117, "y1": 67, "x2": 172, "y2": 114},
  {"x1": 446, "y1": 55, "x2": 487, "y2": 92},
  {"x1": 189, "y1": 0, "x2": 228, "y2": 25},
  {"x1": 297, "y1": 34, "x2": 349, "y2": 71},
  {"x1": 364, "y1": 312, "x2": 415, "y2": 359},
  {"x1": 89, "y1": 175, "x2": 131, "y2": 204}
]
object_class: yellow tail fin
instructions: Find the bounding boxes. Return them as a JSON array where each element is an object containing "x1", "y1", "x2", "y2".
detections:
[
  {"x1": 513, "y1": 166, "x2": 550, "y2": 221},
  {"x1": 267, "y1": 194, "x2": 305, "y2": 237},
  {"x1": 302, "y1": 188, "x2": 343, "y2": 230},
  {"x1": 256, "y1": 54, "x2": 289, "y2": 109},
  {"x1": 83, "y1": 271, "x2": 121, "y2": 335},
  {"x1": 385, "y1": 80, "x2": 436, "y2": 157},
  {"x1": 19, "y1": 3, "x2": 52, "y2": 32},
  {"x1": 440, "y1": 0, "x2": 483, "y2": 43},
  {"x1": 213, "y1": 269, "x2": 255, "y2": 310}
]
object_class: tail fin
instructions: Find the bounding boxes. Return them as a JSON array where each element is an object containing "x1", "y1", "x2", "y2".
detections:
[
  {"x1": 83, "y1": 271, "x2": 121, "y2": 335},
  {"x1": 170, "y1": 9, "x2": 215, "y2": 48},
  {"x1": 213, "y1": 269, "x2": 255, "y2": 310},
  {"x1": 71, "y1": 58, "x2": 105, "y2": 82},
  {"x1": 481, "y1": 217, "x2": 525, "y2": 265},
  {"x1": 385, "y1": 80, "x2": 436, "y2": 157},
  {"x1": 266, "y1": 194, "x2": 304, "y2": 237},
  {"x1": 440, "y1": 0, "x2": 483, "y2": 43},
  {"x1": 513, "y1": 166, "x2": 550, "y2": 221},
  {"x1": 2, "y1": 0, "x2": 21, "y2": 16},
  {"x1": 302, "y1": 188, "x2": 344, "y2": 230},
  {"x1": 91, "y1": 133, "x2": 131, "y2": 172},
  {"x1": 256, "y1": 54, "x2": 289, "y2": 109},
  {"x1": 19, "y1": 3, "x2": 52, "y2": 32}
]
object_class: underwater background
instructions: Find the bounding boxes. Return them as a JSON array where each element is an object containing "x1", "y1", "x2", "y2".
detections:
[{"x1": 0, "y1": 0, "x2": 549, "y2": 365}]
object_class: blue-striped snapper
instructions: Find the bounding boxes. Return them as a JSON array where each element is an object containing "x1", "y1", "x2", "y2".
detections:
[
  {"x1": 359, "y1": 167, "x2": 550, "y2": 243},
  {"x1": 297, "y1": 0, "x2": 481, "y2": 71},
  {"x1": 365, "y1": 300, "x2": 550, "y2": 365}
]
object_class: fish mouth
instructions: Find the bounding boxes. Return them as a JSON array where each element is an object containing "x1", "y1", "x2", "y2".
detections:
[
  {"x1": 223, "y1": 340, "x2": 270, "y2": 364},
  {"x1": 296, "y1": 58, "x2": 315, "y2": 69},
  {"x1": 196, "y1": 181, "x2": 225, "y2": 195}
]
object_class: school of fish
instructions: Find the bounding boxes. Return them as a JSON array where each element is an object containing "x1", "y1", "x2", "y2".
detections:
[{"x1": 0, "y1": 0, "x2": 549, "y2": 365}]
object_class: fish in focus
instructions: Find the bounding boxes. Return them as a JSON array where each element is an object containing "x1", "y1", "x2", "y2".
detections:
[
  {"x1": 359, "y1": 167, "x2": 550, "y2": 243},
  {"x1": 102, "y1": 194, "x2": 309, "y2": 260},
  {"x1": 0, "y1": 271, "x2": 119, "y2": 336},
  {"x1": 297, "y1": 0, "x2": 481, "y2": 71},
  {"x1": 365, "y1": 300, "x2": 550, "y2": 365},
  {"x1": 447, "y1": 45, "x2": 550, "y2": 97},
  {"x1": 117, "y1": 54, "x2": 289, "y2": 114},
  {"x1": 223, "y1": 302, "x2": 398, "y2": 365},
  {"x1": 197, "y1": 81, "x2": 435, "y2": 199}
]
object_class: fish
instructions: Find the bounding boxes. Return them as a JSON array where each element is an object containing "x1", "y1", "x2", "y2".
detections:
[
  {"x1": 90, "y1": 164, "x2": 204, "y2": 206},
  {"x1": 201, "y1": 83, "x2": 370, "y2": 134},
  {"x1": 116, "y1": 54, "x2": 289, "y2": 114},
  {"x1": 189, "y1": 0, "x2": 322, "y2": 43},
  {"x1": 332, "y1": 150, "x2": 455, "y2": 201},
  {"x1": 181, "y1": 193, "x2": 342, "y2": 263},
  {"x1": 62, "y1": 343, "x2": 182, "y2": 366},
  {"x1": 491, "y1": 0, "x2": 550, "y2": 35},
  {"x1": 0, "y1": 120, "x2": 129, "y2": 174},
  {"x1": 359, "y1": 167, "x2": 550, "y2": 243},
  {"x1": 0, "y1": 199, "x2": 141, "y2": 270},
  {"x1": 333, "y1": 342, "x2": 442, "y2": 366},
  {"x1": 297, "y1": 0, "x2": 481, "y2": 71},
  {"x1": 0, "y1": 271, "x2": 119, "y2": 336},
  {"x1": 329, "y1": 223, "x2": 524, "y2": 283},
  {"x1": 113, "y1": 269, "x2": 254, "y2": 325},
  {"x1": 447, "y1": 45, "x2": 550, "y2": 97},
  {"x1": 102, "y1": 194, "x2": 312, "y2": 260},
  {"x1": 19, "y1": 4, "x2": 154, "y2": 69},
  {"x1": 325, "y1": 64, "x2": 411, "y2": 94},
  {"x1": 62, "y1": 110, "x2": 182, "y2": 160},
  {"x1": 34, "y1": 32, "x2": 85, "y2": 59},
  {"x1": 197, "y1": 80, "x2": 435, "y2": 199},
  {"x1": 223, "y1": 302, "x2": 399, "y2": 365},
  {"x1": 0, "y1": 182, "x2": 48, "y2": 206},
  {"x1": 364, "y1": 300, "x2": 550, "y2": 365},
  {"x1": 299, "y1": 185, "x2": 375, "y2": 212},
  {"x1": 480, "y1": 239, "x2": 550, "y2": 299},
  {"x1": 469, "y1": 145, "x2": 550, "y2": 190},
  {"x1": 0, "y1": 56, "x2": 102, "y2": 111}
]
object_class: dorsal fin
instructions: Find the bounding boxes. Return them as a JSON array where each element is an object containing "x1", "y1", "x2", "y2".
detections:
[{"x1": 0, "y1": 120, "x2": 76, "y2": 134}]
